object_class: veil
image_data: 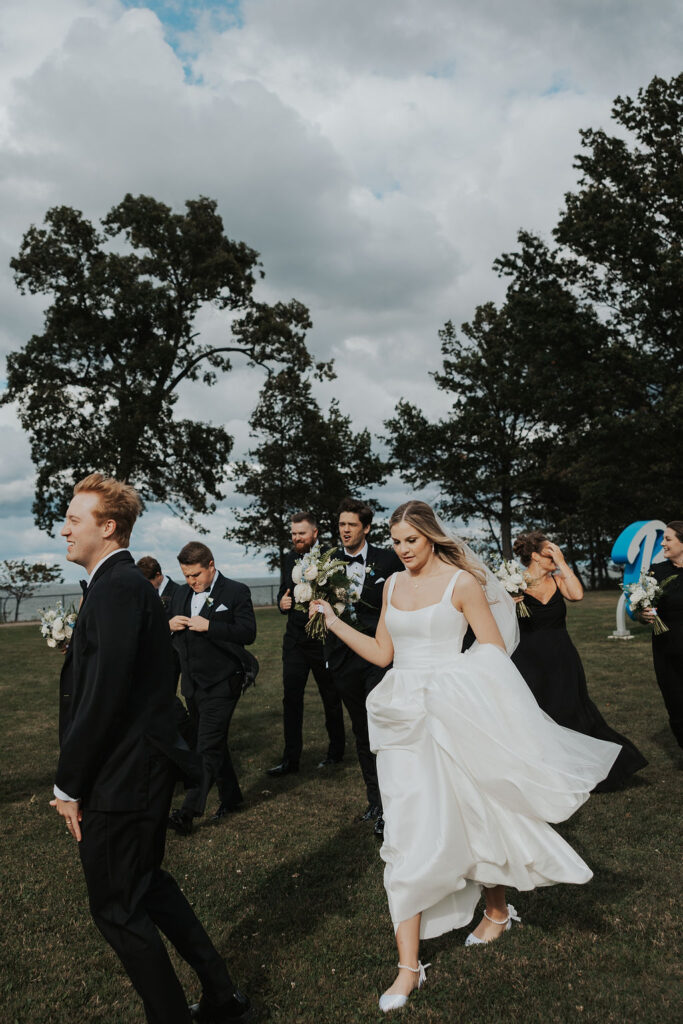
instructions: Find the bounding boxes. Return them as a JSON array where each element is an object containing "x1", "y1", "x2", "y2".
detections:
[{"x1": 436, "y1": 518, "x2": 520, "y2": 656}]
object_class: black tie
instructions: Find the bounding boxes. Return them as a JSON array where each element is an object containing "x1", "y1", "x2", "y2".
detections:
[
  {"x1": 79, "y1": 580, "x2": 88, "y2": 595},
  {"x1": 345, "y1": 554, "x2": 364, "y2": 565}
]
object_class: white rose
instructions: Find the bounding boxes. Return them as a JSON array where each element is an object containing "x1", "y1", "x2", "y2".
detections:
[
  {"x1": 334, "y1": 602, "x2": 346, "y2": 616},
  {"x1": 64, "y1": 625, "x2": 73, "y2": 639},
  {"x1": 291, "y1": 563, "x2": 303, "y2": 584},
  {"x1": 53, "y1": 630, "x2": 65, "y2": 642},
  {"x1": 47, "y1": 638, "x2": 57, "y2": 648},
  {"x1": 293, "y1": 582, "x2": 312, "y2": 603},
  {"x1": 53, "y1": 617, "x2": 64, "y2": 632},
  {"x1": 304, "y1": 565, "x2": 318, "y2": 581}
]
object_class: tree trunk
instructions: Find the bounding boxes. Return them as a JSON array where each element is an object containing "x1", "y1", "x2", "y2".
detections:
[{"x1": 500, "y1": 487, "x2": 512, "y2": 558}]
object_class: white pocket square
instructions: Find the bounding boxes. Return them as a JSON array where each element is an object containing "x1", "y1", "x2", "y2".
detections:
[
  {"x1": 214, "y1": 603, "x2": 228, "y2": 612},
  {"x1": 374, "y1": 577, "x2": 386, "y2": 585}
]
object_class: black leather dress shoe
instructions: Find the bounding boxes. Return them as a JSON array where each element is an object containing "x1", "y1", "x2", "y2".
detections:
[
  {"x1": 209, "y1": 802, "x2": 242, "y2": 824},
  {"x1": 189, "y1": 988, "x2": 251, "y2": 1022},
  {"x1": 167, "y1": 809, "x2": 193, "y2": 835},
  {"x1": 316, "y1": 756, "x2": 343, "y2": 768},
  {"x1": 266, "y1": 759, "x2": 299, "y2": 777},
  {"x1": 358, "y1": 804, "x2": 382, "y2": 822},
  {"x1": 374, "y1": 815, "x2": 385, "y2": 838}
]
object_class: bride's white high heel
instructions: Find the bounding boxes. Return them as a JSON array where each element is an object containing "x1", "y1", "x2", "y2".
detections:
[
  {"x1": 464, "y1": 904, "x2": 521, "y2": 947},
  {"x1": 378, "y1": 960, "x2": 431, "y2": 1013}
]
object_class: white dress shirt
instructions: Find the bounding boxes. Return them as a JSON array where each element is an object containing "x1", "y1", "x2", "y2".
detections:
[
  {"x1": 190, "y1": 570, "x2": 218, "y2": 617},
  {"x1": 344, "y1": 542, "x2": 368, "y2": 600}
]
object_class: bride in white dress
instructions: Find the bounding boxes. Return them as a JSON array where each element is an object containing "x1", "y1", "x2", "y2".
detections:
[{"x1": 312, "y1": 501, "x2": 620, "y2": 1013}]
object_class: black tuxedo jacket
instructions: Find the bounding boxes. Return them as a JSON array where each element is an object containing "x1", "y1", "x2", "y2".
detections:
[
  {"x1": 57, "y1": 550, "x2": 196, "y2": 812},
  {"x1": 278, "y1": 549, "x2": 321, "y2": 651},
  {"x1": 159, "y1": 576, "x2": 180, "y2": 610},
  {"x1": 325, "y1": 543, "x2": 403, "y2": 673},
  {"x1": 168, "y1": 572, "x2": 256, "y2": 696}
]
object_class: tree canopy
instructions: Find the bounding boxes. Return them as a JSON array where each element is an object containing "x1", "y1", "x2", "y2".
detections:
[
  {"x1": 386, "y1": 234, "x2": 610, "y2": 557},
  {"x1": 3, "y1": 194, "x2": 326, "y2": 532},
  {"x1": 555, "y1": 73, "x2": 683, "y2": 367}
]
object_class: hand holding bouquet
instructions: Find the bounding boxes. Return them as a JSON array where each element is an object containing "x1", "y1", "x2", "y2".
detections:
[
  {"x1": 623, "y1": 571, "x2": 676, "y2": 635},
  {"x1": 39, "y1": 602, "x2": 77, "y2": 651},
  {"x1": 494, "y1": 558, "x2": 532, "y2": 618},
  {"x1": 292, "y1": 544, "x2": 354, "y2": 640}
]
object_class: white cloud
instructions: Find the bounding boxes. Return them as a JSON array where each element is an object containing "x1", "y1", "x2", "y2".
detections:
[{"x1": 0, "y1": 0, "x2": 681, "y2": 566}]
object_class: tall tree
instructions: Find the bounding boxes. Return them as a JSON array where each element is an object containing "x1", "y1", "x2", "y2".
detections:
[
  {"x1": 226, "y1": 367, "x2": 388, "y2": 570},
  {"x1": 554, "y1": 73, "x2": 683, "y2": 367},
  {"x1": 0, "y1": 560, "x2": 63, "y2": 622},
  {"x1": 2, "y1": 194, "x2": 325, "y2": 532},
  {"x1": 385, "y1": 234, "x2": 610, "y2": 557}
]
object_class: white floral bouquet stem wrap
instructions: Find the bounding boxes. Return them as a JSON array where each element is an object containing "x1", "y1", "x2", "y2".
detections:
[
  {"x1": 292, "y1": 543, "x2": 355, "y2": 640},
  {"x1": 494, "y1": 558, "x2": 533, "y2": 618},
  {"x1": 623, "y1": 570, "x2": 676, "y2": 635},
  {"x1": 38, "y1": 601, "x2": 78, "y2": 651}
]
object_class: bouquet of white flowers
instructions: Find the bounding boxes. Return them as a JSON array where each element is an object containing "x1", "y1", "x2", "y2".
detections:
[
  {"x1": 494, "y1": 558, "x2": 532, "y2": 618},
  {"x1": 623, "y1": 571, "x2": 676, "y2": 635},
  {"x1": 38, "y1": 602, "x2": 77, "y2": 651},
  {"x1": 292, "y1": 544, "x2": 355, "y2": 640}
]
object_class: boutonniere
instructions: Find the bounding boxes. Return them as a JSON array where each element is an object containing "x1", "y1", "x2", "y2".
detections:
[
  {"x1": 204, "y1": 596, "x2": 214, "y2": 610},
  {"x1": 365, "y1": 564, "x2": 376, "y2": 578}
]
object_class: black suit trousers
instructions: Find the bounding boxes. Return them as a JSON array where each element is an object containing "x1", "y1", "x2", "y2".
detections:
[
  {"x1": 282, "y1": 641, "x2": 345, "y2": 762},
  {"x1": 182, "y1": 681, "x2": 242, "y2": 815},
  {"x1": 332, "y1": 660, "x2": 387, "y2": 808},
  {"x1": 79, "y1": 754, "x2": 234, "y2": 1024}
]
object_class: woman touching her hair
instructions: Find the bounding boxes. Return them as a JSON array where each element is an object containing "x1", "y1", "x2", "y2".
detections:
[
  {"x1": 510, "y1": 531, "x2": 647, "y2": 791},
  {"x1": 312, "y1": 502, "x2": 619, "y2": 1014}
]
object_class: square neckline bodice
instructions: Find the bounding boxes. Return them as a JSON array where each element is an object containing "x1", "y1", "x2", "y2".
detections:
[{"x1": 388, "y1": 569, "x2": 463, "y2": 614}]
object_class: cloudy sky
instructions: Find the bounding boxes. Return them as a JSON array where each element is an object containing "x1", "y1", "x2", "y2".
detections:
[{"x1": 0, "y1": 0, "x2": 681, "y2": 581}]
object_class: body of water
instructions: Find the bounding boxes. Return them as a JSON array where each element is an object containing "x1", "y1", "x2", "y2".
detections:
[{"x1": 2, "y1": 576, "x2": 280, "y2": 622}]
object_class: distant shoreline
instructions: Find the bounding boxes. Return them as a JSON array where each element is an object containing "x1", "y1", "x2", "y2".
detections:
[{"x1": 1, "y1": 576, "x2": 280, "y2": 622}]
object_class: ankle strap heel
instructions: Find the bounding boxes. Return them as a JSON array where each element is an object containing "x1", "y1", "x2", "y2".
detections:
[{"x1": 397, "y1": 960, "x2": 431, "y2": 988}]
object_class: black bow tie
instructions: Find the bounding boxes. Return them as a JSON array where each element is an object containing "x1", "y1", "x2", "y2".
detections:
[{"x1": 345, "y1": 554, "x2": 364, "y2": 565}]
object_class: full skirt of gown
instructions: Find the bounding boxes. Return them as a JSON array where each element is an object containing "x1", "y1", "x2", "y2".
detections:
[{"x1": 366, "y1": 573, "x2": 620, "y2": 940}]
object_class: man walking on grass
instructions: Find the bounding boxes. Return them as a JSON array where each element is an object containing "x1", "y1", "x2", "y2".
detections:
[
  {"x1": 51, "y1": 473, "x2": 252, "y2": 1024},
  {"x1": 267, "y1": 511, "x2": 345, "y2": 777}
]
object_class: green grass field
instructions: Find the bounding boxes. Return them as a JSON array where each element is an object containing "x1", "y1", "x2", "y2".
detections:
[{"x1": 1, "y1": 595, "x2": 681, "y2": 1024}]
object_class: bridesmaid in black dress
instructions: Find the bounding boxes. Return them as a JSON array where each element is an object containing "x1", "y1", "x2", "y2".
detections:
[
  {"x1": 640, "y1": 521, "x2": 683, "y2": 748},
  {"x1": 511, "y1": 531, "x2": 647, "y2": 791}
]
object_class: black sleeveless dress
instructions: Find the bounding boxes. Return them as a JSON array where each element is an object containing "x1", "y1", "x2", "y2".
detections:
[
  {"x1": 511, "y1": 587, "x2": 647, "y2": 791},
  {"x1": 649, "y1": 561, "x2": 683, "y2": 747}
]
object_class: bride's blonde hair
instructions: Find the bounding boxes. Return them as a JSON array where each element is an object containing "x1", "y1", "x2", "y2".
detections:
[{"x1": 389, "y1": 501, "x2": 486, "y2": 585}]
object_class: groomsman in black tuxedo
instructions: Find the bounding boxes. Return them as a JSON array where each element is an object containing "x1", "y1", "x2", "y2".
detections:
[
  {"x1": 168, "y1": 542, "x2": 256, "y2": 835},
  {"x1": 137, "y1": 555, "x2": 181, "y2": 609},
  {"x1": 327, "y1": 497, "x2": 402, "y2": 837},
  {"x1": 136, "y1": 555, "x2": 191, "y2": 740},
  {"x1": 51, "y1": 473, "x2": 251, "y2": 1024},
  {"x1": 267, "y1": 512, "x2": 345, "y2": 777}
]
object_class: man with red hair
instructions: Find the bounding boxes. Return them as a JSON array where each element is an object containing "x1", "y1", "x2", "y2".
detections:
[{"x1": 51, "y1": 473, "x2": 252, "y2": 1023}]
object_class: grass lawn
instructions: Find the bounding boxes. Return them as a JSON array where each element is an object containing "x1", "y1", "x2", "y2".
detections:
[{"x1": 1, "y1": 593, "x2": 681, "y2": 1024}]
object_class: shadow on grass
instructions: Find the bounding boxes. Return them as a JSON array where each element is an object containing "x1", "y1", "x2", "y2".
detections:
[
  {"x1": 649, "y1": 725, "x2": 681, "y2": 762},
  {"x1": 0, "y1": 771, "x2": 57, "y2": 805},
  {"x1": 229, "y1": 819, "x2": 377, "y2": 950}
]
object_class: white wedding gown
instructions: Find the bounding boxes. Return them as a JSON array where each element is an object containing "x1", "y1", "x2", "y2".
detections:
[{"x1": 366, "y1": 571, "x2": 620, "y2": 940}]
